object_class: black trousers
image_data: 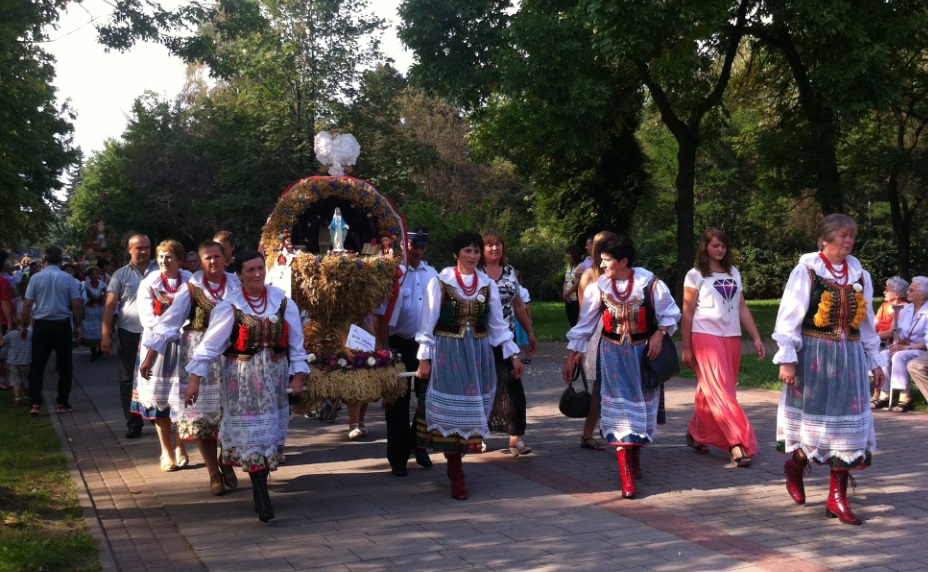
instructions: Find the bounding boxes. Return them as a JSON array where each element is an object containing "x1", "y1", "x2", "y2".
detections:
[
  {"x1": 117, "y1": 328, "x2": 144, "y2": 430},
  {"x1": 29, "y1": 319, "x2": 73, "y2": 407},
  {"x1": 384, "y1": 335, "x2": 427, "y2": 469},
  {"x1": 565, "y1": 300, "x2": 580, "y2": 328}
]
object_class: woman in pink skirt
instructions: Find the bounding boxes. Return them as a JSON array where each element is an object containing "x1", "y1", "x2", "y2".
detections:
[{"x1": 680, "y1": 228, "x2": 765, "y2": 467}]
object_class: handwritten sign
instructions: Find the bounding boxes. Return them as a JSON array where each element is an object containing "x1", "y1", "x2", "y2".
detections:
[{"x1": 346, "y1": 324, "x2": 376, "y2": 352}]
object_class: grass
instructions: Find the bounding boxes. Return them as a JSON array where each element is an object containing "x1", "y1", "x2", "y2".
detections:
[
  {"x1": 0, "y1": 390, "x2": 100, "y2": 572},
  {"x1": 529, "y1": 301, "x2": 571, "y2": 342}
]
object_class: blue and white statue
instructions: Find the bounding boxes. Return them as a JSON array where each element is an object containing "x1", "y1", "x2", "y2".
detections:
[{"x1": 329, "y1": 208, "x2": 349, "y2": 252}]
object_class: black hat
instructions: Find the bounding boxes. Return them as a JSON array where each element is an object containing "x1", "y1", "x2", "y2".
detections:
[{"x1": 408, "y1": 227, "x2": 429, "y2": 247}]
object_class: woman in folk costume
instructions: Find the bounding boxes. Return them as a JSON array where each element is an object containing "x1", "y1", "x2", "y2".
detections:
[
  {"x1": 140, "y1": 240, "x2": 241, "y2": 496},
  {"x1": 133, "y1": 240, "x2": 192, "y2": 472},
  {"x1": 773, "y1": 214, "x2": 884, "y2": 525},
  {"x1": 415, "y1": 231, "x2": 523, "y2": 500},
  {"x1": 562, "y1": 234, "x2": 680, "y2": 499},
  {"x1": 185, "y1": 250, "x2": 306, "y2": 522},
  {"x1": 82, "y1": 265, "x2": 107, "y2": 361}
]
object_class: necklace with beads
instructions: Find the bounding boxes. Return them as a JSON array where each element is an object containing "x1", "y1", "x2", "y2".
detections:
[
  {"x1": 455, "y1": 267, "x2": 478, "y2": 296},
  {"x1": 160, "y1": 273, "x2": 180, "y2": 293},
  {"x1": 204, "y1": 273, "x2": 227, "y2": 300},
  {"x1": 818, "y1": 253, "x2": 848, "y2": 286},
  {"x1": 611, "y1": 269, "x2": 635, "y2": 302},
  {"x1": 242, "y1": 286, "x2": 268, "y2": 314}
]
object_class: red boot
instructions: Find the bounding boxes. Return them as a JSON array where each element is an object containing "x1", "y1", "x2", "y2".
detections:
[
  {"x1": 784, "y1": 451, "x2": 808, "y2": 505},
  {"x1": 445, "y1": 453, "x2": 468, "y2": 501},
  {"x1": 629, "y1": 446, "x2": 642, "y2": 479},
  {"x1": 616, "y1": 446, "x2": 636, "y2": 499},
  {"x1": 826, "y1": 469, "x2": 862, "y2": 525}
]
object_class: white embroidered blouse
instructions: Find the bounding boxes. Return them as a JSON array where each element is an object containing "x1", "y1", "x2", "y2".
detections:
[
  {"x1": 771, "y1": 253, "x2": 883, "y2": 370},
  {"x1": 186, "y1": 285, "x2": 309, "y2": 378},
  {"x1": 415, "y1": 267, "x2": 520, "y2": 361}
]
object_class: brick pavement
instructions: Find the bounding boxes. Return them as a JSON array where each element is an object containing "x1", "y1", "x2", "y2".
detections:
[{"x1": 37, "y1": 341, "x2": 928, "y2": 571}]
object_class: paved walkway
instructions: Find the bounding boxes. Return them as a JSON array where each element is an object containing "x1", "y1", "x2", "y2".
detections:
[{"x1": 41, "y1": 342, "x2": 928, "y2": 571}]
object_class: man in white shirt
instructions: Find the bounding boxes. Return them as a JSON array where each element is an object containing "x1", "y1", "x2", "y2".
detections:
[{"x1": 377, "y1": 227, "x2": 438, "y2": 477}]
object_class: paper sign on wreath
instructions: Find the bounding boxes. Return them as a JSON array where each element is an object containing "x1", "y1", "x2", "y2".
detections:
[{"x1": 346, "y1": 324, "x2": 376, "y2": 352}]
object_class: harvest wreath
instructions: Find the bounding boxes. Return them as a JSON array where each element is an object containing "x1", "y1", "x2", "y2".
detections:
[{"x1": 260, "y1": 175, "x2": 409, "y2": 407}]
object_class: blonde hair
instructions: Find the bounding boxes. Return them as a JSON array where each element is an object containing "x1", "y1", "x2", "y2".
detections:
[
  {"x1": 579, "y1": 230, "x2": 618, "y2": 294},
  {"x1": 157, "y1": 239, "x2": 185, "y2": 261}
]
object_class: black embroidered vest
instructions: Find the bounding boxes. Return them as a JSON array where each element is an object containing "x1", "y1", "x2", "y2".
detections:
[
  {"x1": 800, "y1": 269, "x2": 864, "y2": 341},
  {"x1": 434, "y1": 281, "x2": 490, "y2": 339},
  {"x1": 223, "y1": 298, "x2": 290, "y2": 361},
  {"x1": 600, "y1": 277, "x2": 657, "y2": 346}
]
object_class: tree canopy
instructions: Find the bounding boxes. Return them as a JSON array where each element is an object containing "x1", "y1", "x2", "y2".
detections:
[{"x1": 0, "y1": 0, "x2": 78, "y2": 246}]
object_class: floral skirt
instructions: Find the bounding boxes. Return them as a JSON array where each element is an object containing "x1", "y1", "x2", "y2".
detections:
[
  {"x1": 219, "y1": 350, "x2": 290, "y2": 472},
  {"x1": 418, "y1": 331, "x2": 495, "y2": 454},
  {"x1": 131, "y1": 330, "x2": 183, "y2": 421},
  {"x1": 776, "y1": 335, "x2": 875, "y2": 468},
  {"x1": 599, "y1": 339, "x2": 659, "y2": 446},
  {"x1": 81, "y1": 304, "x2": 104, "y2": 347},
  {"x1": 177, "y1": 330, "x2": 222, "y2": 440}
]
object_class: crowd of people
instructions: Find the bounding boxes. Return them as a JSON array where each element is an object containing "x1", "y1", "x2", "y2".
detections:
[{"x1": 2, "y1": 212, "x2": 919, "y2": 526}]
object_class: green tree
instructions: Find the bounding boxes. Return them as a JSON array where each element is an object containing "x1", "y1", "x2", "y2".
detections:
[
  {"x1": 399, "y1": 0, "x2": 651, "y2": 247},
  {"x1": 0, "y1": 0, "x2": 78, "y2": 245},
  {"x1": 745, "y1": 1, "x2": 922, "y2": 215},
  {"x1": 579, "y1": 0, "x2": 752, "y2": 295}
]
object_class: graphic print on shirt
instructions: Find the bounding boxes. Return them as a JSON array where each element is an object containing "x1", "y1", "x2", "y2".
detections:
[{"x1": 713, "y1": 277, "x2": 739, "y2": 311}]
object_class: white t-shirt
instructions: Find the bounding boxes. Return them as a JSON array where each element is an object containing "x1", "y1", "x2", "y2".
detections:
[{"x1": 684, "y1": 267, "x2": 743, "y2": 337}]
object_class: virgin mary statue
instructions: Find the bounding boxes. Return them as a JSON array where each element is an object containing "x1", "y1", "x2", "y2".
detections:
[{"x1": 329, "y1": 208, "x2": 349, "y2": 252}]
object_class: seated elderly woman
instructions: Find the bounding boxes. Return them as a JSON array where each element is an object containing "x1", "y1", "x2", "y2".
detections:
[
  {"x1": 873, "y1": 276, "x2": 928, "y2": 412},
  {"x1": 875, "y1": 276, "x2": 909, "y2": 344}
]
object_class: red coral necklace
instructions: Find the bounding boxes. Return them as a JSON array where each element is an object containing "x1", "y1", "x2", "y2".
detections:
[
  {"x1": 455, "y1": 267, "x2": 478, "y2": 296},
  {"x1": 160, "y1": 273, "x2": 180, "y2": 293},
  {"x1": 611, "y1": 269, "x2": 635, "y2": 302},
  {"x1": 818, "y1": 253, "x2": 848, "y2": 286},
  {"x1": 205, "y1": 274, "x2": 227, "y2": 300},
  {"x1": 243, "y1": 286, "x2": 268, "y2": 314}
]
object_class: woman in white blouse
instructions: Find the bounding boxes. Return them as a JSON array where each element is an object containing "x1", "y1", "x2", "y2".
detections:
[
  {"x1": 140, "y1": 240, "x2": 241, "y2": 496},
  {"x1": 133, "y1": 240, "x2": 192, "y2": 473},
  {"x1": 681, "y1": 228, "x2": 765, "y2": 467},
  {"x1": 416, "y1": 231, "x2": 523, "y2": 501},
  {"x1": 772, "y1": 214, "x2": 885, "y2": 525},
  {"x1": 184, "y1": 250, "x2": 307, "y2": 522},
  {"x1": 874, "y1": 276, "x2": 928, "y2": 412},
  {"x1": 562, "y1": 235, "x2": 681, "y2": 500}
]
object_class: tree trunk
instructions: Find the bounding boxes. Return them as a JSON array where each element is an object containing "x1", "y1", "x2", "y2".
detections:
[
  {"x1": 674, "y1": 134, "x2": 698, "y2": 301},
  {"x1": 886, "y1": 172, "x2": 911, "y2": 278},
  {"x1": 808, "y1": 114, "x2": 844, "y2": 214}
]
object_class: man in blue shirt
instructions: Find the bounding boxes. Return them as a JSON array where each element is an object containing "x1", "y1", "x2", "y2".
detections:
[
  {"x1": 101, "y1": 234, "x2": 157, "y2": 439},
  {"x1": 20, "y1": 246, "x2": 83, "y2": 415}
]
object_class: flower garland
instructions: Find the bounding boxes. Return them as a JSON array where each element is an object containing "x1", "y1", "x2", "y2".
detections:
[
  {"x1": 813, "y1": 289, "x2": 869, "y2": 329},
  {"x1": 260, "y1": 176, "x2": 405, "y2": 268},
  {"x1": 307, "y1": 349, "x2": 399, "y2": 373},
  {"x1": 850, "y1": 292, "x2": 868, "y2": 329},
  {"x1": 813, "y1": 290, "x2": 834, "y2": 327}
]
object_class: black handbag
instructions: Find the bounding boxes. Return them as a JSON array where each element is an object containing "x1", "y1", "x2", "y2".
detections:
[
  {"x1": 559, "y1": 363, "x2": 592, "y2": 418},
  {"x1": 638, "y1": 277, "x2": 680, "y2": 389},
  {"x1": 640, "y1": 332, "x2": 679, "y2": 389}
]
